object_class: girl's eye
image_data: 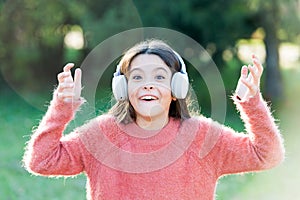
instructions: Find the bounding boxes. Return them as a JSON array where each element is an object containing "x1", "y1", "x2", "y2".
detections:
[
  {"x1": 132, "y1": 75, "x2": 142, "y2": 80},
  {"x1": 156, "y1": 75, "x2": 165, "y2": 80}
]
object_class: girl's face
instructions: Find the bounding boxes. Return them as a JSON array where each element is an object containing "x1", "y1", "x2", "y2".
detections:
[{"x1": 127, "y1": 54, "x2": 173, "y2": 126}]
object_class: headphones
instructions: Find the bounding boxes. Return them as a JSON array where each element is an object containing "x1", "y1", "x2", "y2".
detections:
[{"x1": 112, "y1": 51, "x2": 189, "y2": 101}]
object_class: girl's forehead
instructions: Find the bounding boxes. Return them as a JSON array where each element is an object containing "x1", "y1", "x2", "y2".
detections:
[
  {"x1": 130, "y1": 54, "x2": 166, "y2": 66},
  {"x1": 129, "y1": 65, "x2": 171, "y2": 75},
  {"x1": 129, "y1": 54, "x2": 171, "y2": 73}
]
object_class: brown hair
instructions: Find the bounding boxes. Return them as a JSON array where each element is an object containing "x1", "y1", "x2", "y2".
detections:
[{"x1": 108, "y1": 39, "x2": 191, "y2": 124}]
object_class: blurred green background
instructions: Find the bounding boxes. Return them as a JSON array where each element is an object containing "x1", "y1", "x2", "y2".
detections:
[{"x1": 0, "y1": 0, "x2": 299, "y2": 199}]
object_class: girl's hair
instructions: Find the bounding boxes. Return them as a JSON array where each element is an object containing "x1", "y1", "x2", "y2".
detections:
[{"x1": 108, "y1": 39, "x2": 192, "y2": 124}]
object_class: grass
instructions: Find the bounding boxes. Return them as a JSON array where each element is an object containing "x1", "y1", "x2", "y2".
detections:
[
  {"x1": 0, "y1": 88, "x2": 86, "y2": 199},
  {"x1": 1, "y1": 65, "x2": 298, "y2": 199}
]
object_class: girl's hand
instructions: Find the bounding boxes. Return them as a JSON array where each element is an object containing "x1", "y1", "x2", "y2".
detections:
[
  {"x1": 235, "y1": 54, "x2": 263, "y2": 100},
  {"x1": 57, "y1": 63, "x2": 82, "y2": 103}
]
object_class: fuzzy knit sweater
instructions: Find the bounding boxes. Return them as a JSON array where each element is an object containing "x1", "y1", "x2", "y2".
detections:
[{"x1": 23, "y1": 91, "x2": 284, "y2": 200}]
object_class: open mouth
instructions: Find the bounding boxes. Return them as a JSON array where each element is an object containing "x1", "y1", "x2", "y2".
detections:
[{"x1": 139, "y1": 95, "x2": 158, "y2": 101}]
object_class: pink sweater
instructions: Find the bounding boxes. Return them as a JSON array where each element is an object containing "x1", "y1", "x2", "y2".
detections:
[{"x1": 23, "y1": 91, "x2": 284, "y2": 200}]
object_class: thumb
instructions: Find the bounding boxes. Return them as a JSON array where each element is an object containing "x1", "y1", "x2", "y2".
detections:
[{"x1": 74, "y1": 68, "x2": 82, "y2": 100}]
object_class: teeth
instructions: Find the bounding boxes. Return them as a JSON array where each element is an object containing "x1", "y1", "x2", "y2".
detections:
[{"x1": 141, "y1": 96, "x2": 157, "y2": 100}]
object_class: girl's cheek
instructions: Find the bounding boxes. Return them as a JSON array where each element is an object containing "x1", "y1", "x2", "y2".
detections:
[
  {"x1": 158, "y1": 82, "x2": 172, "y2": 93},
  {"x1": 128, "y1": 83, "x2": 140, "y2": 96}
]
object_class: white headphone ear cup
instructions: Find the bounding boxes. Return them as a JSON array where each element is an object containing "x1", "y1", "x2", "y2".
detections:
[
  {"x1": 171, "y1": 72, "x2": 189, "y2": 99},
  {"x1": 112, "y1": 75, "x2": 128, "y2": 100}
]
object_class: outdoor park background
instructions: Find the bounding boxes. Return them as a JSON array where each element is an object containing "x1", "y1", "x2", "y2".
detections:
[{"x1": 0, "y1": 0, "x2": 299, "y2": 199}]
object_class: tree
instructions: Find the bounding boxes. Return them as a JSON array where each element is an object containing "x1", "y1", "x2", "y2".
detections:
[
  {"x1": 134, "y1": 0, "x2": 300, "y2": 103},
  {"x1": 261, "y1": 1, "x2": 283, "y2": 102},
  {"x1": 134, "y1": 0, "x2": 255, "y2": 67},
  {"x1": 0, "y1": 0, "x2": 141, "y2": 109},
  {"x1": 133, "y1": 0, "x2": 258, "y2": 112},
  {"x1": 249, "y1": 0, "x2": 300, "y2": 102}
]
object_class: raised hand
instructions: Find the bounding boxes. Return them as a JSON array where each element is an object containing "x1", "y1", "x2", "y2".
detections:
[
  {"x1": 235, "y1": 54, "x2": 263, "y2": 100},
  {"x1": 57, "y1": 63, "x2": 82, "y2": 103}
]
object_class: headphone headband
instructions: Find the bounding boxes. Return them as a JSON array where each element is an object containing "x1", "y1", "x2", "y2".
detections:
[
  {"x1": 172, "y1": 50, "x2": 187, "y2": 74},
  {"x1": 114, "y1": 50, "x2": 186, "y2": 76},
  {"x1": 114, "y1": 64, "x2": 121, "y2": 77}
]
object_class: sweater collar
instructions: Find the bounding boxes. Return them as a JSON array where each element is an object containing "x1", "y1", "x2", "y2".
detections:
[{"x1": 116, "y1": 118, "x2": 181, "y2": 150}]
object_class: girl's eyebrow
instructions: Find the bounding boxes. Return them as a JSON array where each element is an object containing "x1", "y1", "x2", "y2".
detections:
[
  {"x1": 129, "y1": 66, "x2": 169, "y2": 74},
  {"x1": 154, "y1": 67, "x2": 169, "y2": 73},
  {"x1": 128, "y1": 68, "x2": 143, "y2": 74}
]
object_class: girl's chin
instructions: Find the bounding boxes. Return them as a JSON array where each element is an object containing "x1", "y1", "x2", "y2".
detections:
[
  {"x1": 136, "y1": 110, "x2": 163, "y2": 119},
  {"x1": 132, "y1": 100, "x2": 170, "y2": 121},
  {"x1": 135, "y1": 107, "x2": 166, "y2": 119},
  {"x1": 136, "y1": 100, "x2": 160, "y2": 108}
]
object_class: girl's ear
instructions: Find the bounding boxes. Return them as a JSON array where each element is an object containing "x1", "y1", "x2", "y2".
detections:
[{"x1": 172, "y1": 97, "x2": 177, "y2": 101}]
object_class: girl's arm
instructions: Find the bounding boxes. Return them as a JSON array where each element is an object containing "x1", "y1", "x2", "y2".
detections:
[
  {"x1": 23, "y1": 63, "x2": 86, "y2": 176},
  {"x1": 211, "y1": 92, "x2": 284, "y2": 176},
  {"x1": 207, "y1": 55, "x2": 284, "y2": 176}
]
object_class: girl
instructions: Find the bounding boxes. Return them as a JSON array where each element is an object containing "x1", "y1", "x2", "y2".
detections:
[{"x1": 23, "y1": 39, "x2": 284, "y2": 200}]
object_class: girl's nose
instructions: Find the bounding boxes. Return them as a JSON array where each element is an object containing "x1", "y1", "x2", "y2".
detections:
[{"x1": 143, "y1": 85, "x2": 154, "y2": 90}]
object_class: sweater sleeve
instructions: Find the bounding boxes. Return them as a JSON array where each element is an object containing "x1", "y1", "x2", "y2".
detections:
[
  {"x1": 207, "y1": 92, "x2": 284, "y2": 176},
  {"x1": 23, "y1": 89, "x2": 86, "y2": 176}
]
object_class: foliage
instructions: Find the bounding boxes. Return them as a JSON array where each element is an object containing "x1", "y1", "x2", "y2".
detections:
[
  {"x1": 134, "y1": 0, "x2": 256, "y2": 66},
  {"x1": 1, "y1": 0, "x2": 299, "y2": 102},
  {"x1": 0, "y1": 0, "x2": 141, "y2": 95}
]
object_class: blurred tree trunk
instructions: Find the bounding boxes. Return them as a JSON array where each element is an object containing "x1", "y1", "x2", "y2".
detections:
[{"x1": 260, "y1": 0, "x2": 283, "y2": 103}]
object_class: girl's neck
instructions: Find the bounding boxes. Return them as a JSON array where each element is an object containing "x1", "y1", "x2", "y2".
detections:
[{"x1": 136, "y1": 115, "x2": 169, "y2": 131}]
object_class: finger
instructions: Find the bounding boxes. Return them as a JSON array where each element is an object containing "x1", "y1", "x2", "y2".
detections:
[
  {"x1": 57, "y1": 82, "x2": 74, "y2": 92},
  {"x1": 62, "y1": 63, "x2": 75, "y2": 83},
  {"x1": 57, "y1": 92, "x2": 75, "y2": 99},
  {"x1": 248, "y1": 64, "x2": 261, "y2": 88},
  {"x1": 241, "y1": 65, "x2": 248, "y2": 79},
  {"x1": 241, "y1": 78, "x2": 258, "y2": 96},
  {"x1": 252, "y1": 54, "x2": 263, "y2": 75},
  {"x1": 63, "y1": 63, "x2": 75, "y2": 72},
  {"x1": 248, "y1": 64, "x2": 256, "y2": 78},
  {"x1": 247, "y1": 63, "x2": 254, "y2": 74},
  {"x1": 74, "y1": 68, "x2": 82, "y2": 100},
  {"x1": 251, "y1": 54, "x2": 258, "y2": 60},
  {"x1": 63, "y1": 97, "x2": 73, "y2": 103},
  {"x1": 62, "y1": 92, "x2": 75, "y2": 98},
  {"x1": 57, "y1": 72, "x2": 71, "y2": 83},
  {"x1": 240, "y1": 77, "x2": 251, "y2": 89}
]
